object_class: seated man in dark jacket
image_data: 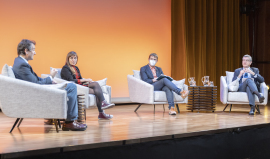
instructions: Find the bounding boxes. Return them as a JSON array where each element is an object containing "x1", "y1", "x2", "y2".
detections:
[
  {"x1": 140, "y1": 53, "x2": 189, "y2": 115},
  {"x1": 232, "y1": 54, "x2": 265, "y2": 115},
  {"x1": 12, "y1": 39, "x2": 86, "y2": 131}
]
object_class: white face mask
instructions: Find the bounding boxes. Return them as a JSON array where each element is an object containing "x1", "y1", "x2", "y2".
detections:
[{"x1": 149, "y1": 60, "x2": 157, "y2": 66}]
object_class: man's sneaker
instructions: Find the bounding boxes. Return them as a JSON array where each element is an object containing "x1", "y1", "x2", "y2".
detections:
[
  {"x1": 98, "y1": 111, "x2": 113, "y2": 120},
  {"x1": 101, "y1": 100, "x2": 115, "y2": 110},
  {"x1": 169, "y1": 108, "x2": 177, "y2": 115}
]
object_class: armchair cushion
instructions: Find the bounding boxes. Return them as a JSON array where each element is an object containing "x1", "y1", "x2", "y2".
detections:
[
  {"x1": 133, "y1": 70, "x2": 141, "y2": 79},
  {"x1": 154, "y1": 91, "x2": 167, "y2": 102},
  {"x1": 226, "y1": 71, "x2": 234, "y2": 85},
  {"x1": 88, "y1": 94, "x2": 97, "y2": 107},
  {"x1": 96, "y1": 78, "x2": 108, "y2": 94},
  {"x1": 50, "y1": 67, "x2": 62, "y2": 79},
  {"x1": 154, "y1": 91, "x2": 184, "y2": 102},
  {"x1": 2, "y1": 64, "x2": 15, "y2": 78},
  {"x1": 228, "y1": 80, "x2": 239, "y2": 92},
  {"x1": 96, "y1": 78, "x2": 107, "y2": 86},
  {"x1": 173, "y1": 92, "x2": 184, "y2": 102},
  {"x1": 172, "y1": 79, "x2": 185, "y2": 90},
  {"x1": 228, "y1": 92, "x2": 262, "y2": 103}
]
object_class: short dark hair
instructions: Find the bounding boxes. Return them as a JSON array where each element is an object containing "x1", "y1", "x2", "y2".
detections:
[
  {"x1": 17, "y1": 39, "x2": 35, "y2": 56},
  {"x1": 148, "y1": 53, "x2": 158, "y2": 60}
]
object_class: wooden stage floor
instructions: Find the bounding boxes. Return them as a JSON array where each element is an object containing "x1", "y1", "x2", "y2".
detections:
[{"x1": 1, "y1": 103, "x2": 270, "y2": 158}]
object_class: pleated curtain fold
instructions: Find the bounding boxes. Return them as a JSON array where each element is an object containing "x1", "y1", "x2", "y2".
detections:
[{"x1": 172, "y1": 0, "x2": 249, "y2": 99}]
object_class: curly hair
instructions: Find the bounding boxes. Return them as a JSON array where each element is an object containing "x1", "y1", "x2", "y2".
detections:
[{"x1": 17, "y1": 39, "x2": 36, "y2": 56}]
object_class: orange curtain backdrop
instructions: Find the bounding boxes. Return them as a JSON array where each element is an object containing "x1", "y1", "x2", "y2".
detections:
[
  {"x1": 171, "y1": 0, "x2": 186, "y2": 81},
  {"x1": 184, "y1": 0, "x2": 249, "y2": 91},
  {"x1": 0, "y1": 0, "x2": 171, "y2": 98}
]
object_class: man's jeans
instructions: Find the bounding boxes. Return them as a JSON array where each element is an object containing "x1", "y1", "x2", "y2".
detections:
[
  {"x1": 152, "y1": 78, "x2": 181, "y2": 109},
  {"x1": 238, "y1": 78, "x2": 258, "y2": 106},
  {"x1": 65, "y1": 83, "x2": 78, "y2": 121}
]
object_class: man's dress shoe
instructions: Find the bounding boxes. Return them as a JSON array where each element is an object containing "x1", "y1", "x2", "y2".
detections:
[
  {"x1": 259, "y1": 95, "x2": 265, "y2": 103},
  {"x1": 249, "y1": 106, "x2": 255, "y2": 115},
  {"x1": 62, "y1": 121, "x2": 87, "y2": 131}
]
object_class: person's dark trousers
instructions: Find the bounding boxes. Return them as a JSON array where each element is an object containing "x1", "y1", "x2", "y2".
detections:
[
  {"x1": 238, "y1": 78, "x2": 259, "y2": 106},
  {"x1": 152, "y1": 78, "x2": 182, "y2": 109},
  {"x1": 65, "y1": 83, "x2": 78, "y2": 121},
  {"x1": 88, "y1": 82, "x2": 105, "y2": 113}
]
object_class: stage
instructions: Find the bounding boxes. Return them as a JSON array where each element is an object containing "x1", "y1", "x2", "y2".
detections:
[{"x1": 1, "y1": 104, "x2": 270, "y2": 159}]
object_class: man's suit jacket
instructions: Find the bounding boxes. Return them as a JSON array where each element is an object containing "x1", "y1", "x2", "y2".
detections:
[
  {"x1": 12, "y1": 56, "x2": 52, "y2": 84},
  {"x1": 140, "y1": 64, "x2": 163, "y2": 84},
  {"x1": 232, "y1": 67, "x2": 264, "y2": 90}
]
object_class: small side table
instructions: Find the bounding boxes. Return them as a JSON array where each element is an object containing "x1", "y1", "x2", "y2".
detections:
[
  {"x1": 187, "y1": 86, "x2": 217, "y2": 112},
  {"x1": 77, "y1": 94, "x2": 86, "y2": 123}
]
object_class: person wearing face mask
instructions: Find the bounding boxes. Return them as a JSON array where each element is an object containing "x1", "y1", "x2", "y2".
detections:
[
  {"x1": 61, "y1": 51, "x2": 115, "y2": 120},
  {"x1": 232, "y1": 54, "x2": 265, "y2": 115},
  {"x1": 140, "y1": 53, "x2": 189, "y2": 115}
]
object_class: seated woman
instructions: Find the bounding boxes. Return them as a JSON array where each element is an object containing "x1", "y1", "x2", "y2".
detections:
[{"x1": 61, "y1": 51, "x2": 115, "y2": 120}]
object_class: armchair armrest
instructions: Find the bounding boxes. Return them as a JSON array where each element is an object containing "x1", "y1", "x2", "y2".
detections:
[
  {"x1": 41, "y1": 74, "x2": 50, "y2": 79},
  {"x1": 41, "y1": 74, "x2": 89, "y2": 107},
  {"x1": 183, "y1": 84, "x2": 188, "y2": 103},
  {"x1": 76, "y1": 84, "x2": 90, "y2": 108},
  {"x1": 220, "y1": 76, "x2": 228, "y2": 104},
  {"x1": 41, "y1": 74, "x2": 71, "y2": 84},
  {"x1": 0, "y1": 75, "x2": 67, "y2": 119},
  {"x1": 127, "y1": 75, "x2": 154, "y2": 104},
  {"x1": 105, "y1": 86, "x2": 112, "y2": 103},
  {"x1": 260, "y1": 82, "x2": 268, "y2": 105}
]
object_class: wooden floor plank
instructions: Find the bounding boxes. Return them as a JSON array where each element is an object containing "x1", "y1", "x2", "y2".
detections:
[{"x1": 0, "y1": 103, "x2": 269, "y2": 155}]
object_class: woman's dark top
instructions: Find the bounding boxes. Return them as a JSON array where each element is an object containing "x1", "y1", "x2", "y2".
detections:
[{"x1": 61, "y1": 65, "x2": 83, "y2": 84}]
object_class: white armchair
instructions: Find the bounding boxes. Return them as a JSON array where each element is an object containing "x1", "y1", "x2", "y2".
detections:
[
  {"x1": 220, "y1": 72, "x2": 268, "y2": 113},
  {"x1": 41, "y1": 68, "x2": 111, "y2": 109},
  {"x1": 127, "y1": 74, "x2": 188, "y2": 113},
  {"x1": 0, "y1": 74, "x2": 67, "y2": 133}
]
